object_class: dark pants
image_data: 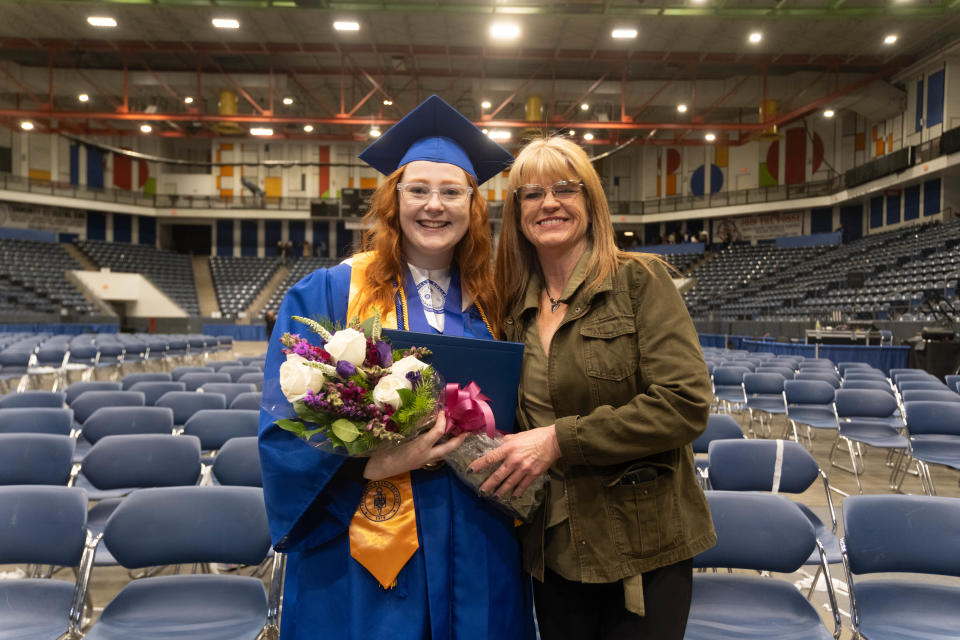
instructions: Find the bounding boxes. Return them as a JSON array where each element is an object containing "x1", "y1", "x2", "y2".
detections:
[{"x1": 533, "y1": 559, "x2": 693, "y2": 640}]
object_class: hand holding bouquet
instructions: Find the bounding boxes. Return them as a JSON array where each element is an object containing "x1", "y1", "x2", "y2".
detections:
[{"x1": 272, "y1": 314, "x2": 442, "y2": 456}]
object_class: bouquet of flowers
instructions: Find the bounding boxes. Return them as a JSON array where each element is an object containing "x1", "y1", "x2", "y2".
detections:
[
  {"x1": 440, "y1": 383, "x2": 546, "y2": 522},
  {"x1": 273, "y1": 314, "x2": 442, "y2": 456}
]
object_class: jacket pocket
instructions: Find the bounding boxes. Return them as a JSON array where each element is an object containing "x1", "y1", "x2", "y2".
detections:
[
  {"x1": 605, "y1": 471, "x2": 683, "y2": 560},
  {"x1": 580, "y1": 316, "x2": 637, "y2": 381}
]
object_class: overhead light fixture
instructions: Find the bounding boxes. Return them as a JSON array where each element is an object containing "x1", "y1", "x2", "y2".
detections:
[
  {"x1": 823, "y1": 109, "x2": 835, "y2": 118},
  {"x1": 333, "y1": 21, "x2": 360, "y2": 31},
  {"x1": 611, "y1": 28, "x2": 638, "y2": 39},
  {"x1": 282, "y1": 97, "x2": 294, "y2": 106},
  {"x1": 383, "y1": 99, "x2": 393, "y2": 106},
  {"x1": 481, "y1": 100, "x2": 492, "y2": 110},
  {"x1": 78, "y1": 93, "x2": 90, "y2": 103},
  {"x1": 623, "y1": 231, "x2": 635, "y2": 237},
  {"x1": 303, "y1": 124, "x2": 314, "y2": 133},
  {"x1": 677, "y1": 103, "x2": 688, "y2": 113},
  {"x1": 212, "y1": 18, "x2": 240, "y2": 29},
  {"x1": 20, "y1": 121, "x2": 34, "y2": 131},
  {"x1": 748, "y1": 31, "x2": 763, "y2": 44},
  {"x1": 482, "y1": 128, "x2": 489, "y2": 135},
  {"x1": 140, "y1": 124, "x2": 153, "y2": 134},
  {"x1": 87, "y1": 16, "x2": 117, "y2": 28},
  {"x1": 490, "y1": 22, "x2": 520, "y2": 40},
  {"x1": 369, "y1": 127, "x2": 381, "y2": 138},
  {"x1": 583, "y1": 133, "x2": 594, "y2": 141},
  {"x1": 488, "y1": 130, "x2": 511, "y2": 141},
  {"x1": 883, "y1": 34, "x2": 898, "y2": 45},
  {"x1": 568, "y1": 129, "x2": 576, "y2": 136},
  {"x1": 250, "y1": 127, "x2": 274, "y2": 136},
  {"x1": 704, "y1": 132, "x2": 716, "y2": 142},
  {"x1": 580, "y1": 103, "x2": 589, "y2": 111},
  {"x1": 184, "y1": 96, "x2": 194, "y2": 104}
]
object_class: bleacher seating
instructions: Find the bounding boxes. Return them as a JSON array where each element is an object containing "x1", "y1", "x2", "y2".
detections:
[
  {"x1": 260, "y1": 256, "x2": 338, "y2": 318},
  {"x1": 76, "y1": 239, "x2": 200, "y2": 315},
  {"x1": 683, "y1": 219, "x2": 960, "y2": 323},
  {"x1": 0, "y1": 238, "x2": 96, "y2": 315},
  {"x1": 209, "y1": 256, "x2": 281, "y2": 318}
]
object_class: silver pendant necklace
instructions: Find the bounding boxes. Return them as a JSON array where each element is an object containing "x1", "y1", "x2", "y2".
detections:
[{"x1": 545, "y1": 287, "x2": 562, "y2": 313}]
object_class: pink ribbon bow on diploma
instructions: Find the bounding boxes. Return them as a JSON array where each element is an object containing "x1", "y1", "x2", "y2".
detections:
[{"x1": 444, "y1": 382, "x2": 497, "y2": 438}]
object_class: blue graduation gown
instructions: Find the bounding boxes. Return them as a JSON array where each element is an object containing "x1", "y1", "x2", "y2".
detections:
[{"x1": 258, "y1": 263, "x2": 535, "y2": 640}]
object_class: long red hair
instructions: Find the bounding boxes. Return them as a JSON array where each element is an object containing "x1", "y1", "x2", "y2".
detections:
[{"x1": 353, "y1": 165, "x2": 501, "y2": 337}]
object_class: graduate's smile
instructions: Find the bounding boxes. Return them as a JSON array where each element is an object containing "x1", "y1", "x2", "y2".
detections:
[{"x1": 399, "y1": 161, "x2": 471, "y2": 269}]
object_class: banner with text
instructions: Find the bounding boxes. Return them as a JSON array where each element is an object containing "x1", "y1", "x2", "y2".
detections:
[{"x1": 714, "y1": 212, "x2": 803, "y2": 242}]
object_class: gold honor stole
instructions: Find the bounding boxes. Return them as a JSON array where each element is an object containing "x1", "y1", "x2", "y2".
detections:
[{"x1": 345, "y1": 252, "x2": 419, "y2": 589}]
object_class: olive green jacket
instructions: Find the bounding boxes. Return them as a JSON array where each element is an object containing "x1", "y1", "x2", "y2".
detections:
[{"x1": 504, "y1": 254, "x2": 716, "y2": 583}]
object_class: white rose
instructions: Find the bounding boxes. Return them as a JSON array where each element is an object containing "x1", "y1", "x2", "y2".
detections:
[
  {"x1": 279, "y1": 354, "x2": 326, "y2": 402},
  {"x1": 390, "y1": 355, "x2": 429, "y2": 379},
  {"x1": 324, "y1": 328, "x2": 367, "y2": 367},
  {"x1": 372, "y1": 374, "x2": 413, "y2": 411}
]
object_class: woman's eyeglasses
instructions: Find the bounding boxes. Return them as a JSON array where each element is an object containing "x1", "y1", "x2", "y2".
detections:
[
  {"x1": 515, "y1": 180, "x2": 584, "y2": 205},
  {"x1": 397, "y1": 182, "x2": 473, "y2": 204}
]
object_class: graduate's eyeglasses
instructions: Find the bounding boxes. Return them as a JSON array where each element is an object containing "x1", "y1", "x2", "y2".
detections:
[
  {"x1": 398, "y1": 182, "x2": 473, "y2": 204},
  {"x1": 515, "y1": 180, "x2": 584, "y2": 205}
]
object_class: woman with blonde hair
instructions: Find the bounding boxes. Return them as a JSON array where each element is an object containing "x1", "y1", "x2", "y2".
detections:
[
  {"x1": 472, "y1": 135, "x2": 715, "y2": 639},
  {"x1": 259, "y1": 96, "x2": 534, "y2": 640}
]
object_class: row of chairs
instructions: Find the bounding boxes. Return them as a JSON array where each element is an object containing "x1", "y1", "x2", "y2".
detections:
[
  {"x1": 687, "y1": 422, "x2": 960, "y2": 639},
  {"x1": 688, "y1": 491, "x2": 960, "y2": 640}
]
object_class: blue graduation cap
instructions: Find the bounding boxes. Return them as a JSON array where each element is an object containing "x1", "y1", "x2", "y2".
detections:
[{"x1": 358, "y1": 95, "x2": 513, "y2": 186}]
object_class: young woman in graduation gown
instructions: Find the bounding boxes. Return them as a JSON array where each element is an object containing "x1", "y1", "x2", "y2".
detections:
[{"x1": 258, "y1": 96, "x2": 535, "y2": 640}]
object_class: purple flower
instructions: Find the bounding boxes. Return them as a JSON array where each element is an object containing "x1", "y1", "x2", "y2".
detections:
[
  {"x1": 376, "y1": 340, "x2": 393, "y2": 367},
  {"x1": 336, "y1": 360, "x2": 356, "y2": 378},
  {"x1": 405, "y1": 370, "x2": 423, "y2": 390}
]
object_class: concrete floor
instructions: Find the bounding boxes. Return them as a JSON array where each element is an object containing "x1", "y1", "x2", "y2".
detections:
[{"x1": 4, "y1": 352, "x2": 959, "y2": 638}]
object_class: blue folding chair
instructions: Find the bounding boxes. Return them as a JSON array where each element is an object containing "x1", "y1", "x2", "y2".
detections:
[
  {"x1": 236, "y1": 371, "x2": 264, "y2": 391},
  {"x1": 0, "y1": 485, "x2": 93, "y2": 639},
  {"x1": 80, "y1": 486, "x2": 281, "y2": 640},
  {"x1": 71, "y1": 390, "x2": 145, "y2": 425},
  {"x1": 183, "y1": 409, "x2": 259, "y2": 466},
  {"x1": 711, "y1": 366, "x2": 750, "y2": 414},
  {"x1": 742, "y1": 372, "x2": 787, "y2": 436},
  {"x1": 212, "y1": 437, "x2": 263, "y2": 487},
  {"x1": 795, "y1": 371, "x2": 841, "y2": 388},
  {"x1": 900, "y1": 389, "x2": 960, "y2": 403},
  {"x1": 686, "y1": 491, "x2": 841, "y2": 640},
  {"x1": 898, "y1": 380, "x2": 950, "y2": 393},
  {"x1": 832, "y1": 389, "x2": 907, "y2": 495},
  {"x1": 0, "y1": 433, "x2": 75, "y2": 485},
  {"x1": 841, "y1": 494, "x2": 960, "y2": 640},
  {"x1": 0, "y1": 390, "x2": 65, "y2": 409},
  {"x1": 180, "y1": 372, "x2": 231, "y2": 392},
  {"x1": 902, "y1": 400, "x2": 960, "y2": 495},
  {"x1": 707, "y1": 438, "x2": 841, "y2": 597},
  {"x1": 783, "y1": 379, "x2": 837, "y2": 446},
  {"x1": 219, "y1": 366, "x2": 263, "y2": 383},
  {"x1": 129, "y1": 381, "x2": 186, "y2": 406},
  {"x1": 78, "y1": 433, "x2": 202, "y2": 566},
  {"x1": 200, "y1": 382, "x2": 256, "y2": 407},
  {"x1": 0, "y1": 407, "x2": 74, "y2": 435},
  {"x1": 170, "y1": 366, "x2": 214, "y2": 381},
  {"x1": 841, "y1": 379, "x2": 894, "y2": 395},
  {"x1": 156, "y1": 390, "x2": 227, "y2": 427},
  {"x1": 64, "y1": 381, "x2": 123, "y2": 406},
  {"x1": 208, "y1": 360, "x2": 243, "y2": 372},
  {"x1": 120, "y1": 372, "x2": 172, "y2": 390},
  {"x1": 230, "y1": 391, "x2": 262, "y2": 411}
]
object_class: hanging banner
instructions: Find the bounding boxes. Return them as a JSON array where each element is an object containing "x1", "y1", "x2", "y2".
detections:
[
  {"x1": 0, "y1": 202, "x2": 87, "y2": 234},
  {"x1": 714, "y1": 212, "x2": 803, "y2": 242}
]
